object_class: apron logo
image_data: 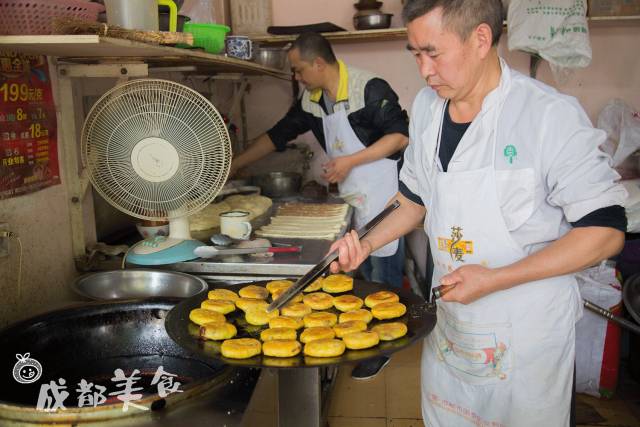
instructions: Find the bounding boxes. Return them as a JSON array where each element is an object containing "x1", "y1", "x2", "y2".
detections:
[
  {"x1": 503, "y1": 144, "x2": 517, "y2": 164},
  {"x1": 437, "y1": 226, "x2": 473, "y2": 262},
  {"x1": 332, "y1": 138, "x2": 345, "y2": 152}
]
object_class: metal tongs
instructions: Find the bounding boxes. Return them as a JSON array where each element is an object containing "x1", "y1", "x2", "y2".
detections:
[
  {"x1": 409, "y1": 283, "x2": 456, "y2": 317},
  {"x1": 267, "y1": 200, "x2": 401, "y2": 312}
]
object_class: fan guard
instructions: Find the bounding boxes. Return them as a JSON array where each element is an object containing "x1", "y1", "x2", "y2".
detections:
[{"x1": 81, "y1": 79, "x2": 231, "y2": 221}]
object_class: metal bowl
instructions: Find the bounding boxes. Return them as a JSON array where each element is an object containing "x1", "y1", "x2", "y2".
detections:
[
  {"x1": 251, "y1": 171, "x2": 302, "y2": 198},
  {"x1": 252, "y1": 46, "x2": 288, "y2": 70},
  {"x1": 353, "y1": 12, "x2": 393, "y2": 30},
  {"x1": 72, "y1": 269, "x2": 208, "y2": 300}
]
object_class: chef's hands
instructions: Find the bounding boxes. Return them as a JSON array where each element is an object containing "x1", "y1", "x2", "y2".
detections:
[
  {"x1": 439, "y1": 264, "x2": 498, "y2": 305},
  {"x1": 322, "y1": 156, "x2": 354, "y2": 183},
  {"x1": 329, "y1": 230, "x2": 372, "y2": 273}
]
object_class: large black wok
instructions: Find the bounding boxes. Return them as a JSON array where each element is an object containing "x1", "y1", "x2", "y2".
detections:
[
  {"x1": 165, "y1": 279, "x2": 437, "y2": 369},
  {"x1": 0, "y1": 300, "x2": 227, "y2": 411}
]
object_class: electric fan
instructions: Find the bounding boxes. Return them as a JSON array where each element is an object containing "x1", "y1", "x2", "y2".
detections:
[{"x1": 81, "y1": 79, "x2": 231, "y2": 265}]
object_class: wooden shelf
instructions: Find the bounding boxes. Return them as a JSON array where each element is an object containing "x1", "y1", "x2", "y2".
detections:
[
  {"x1": 252, "y1": 15, "x2": 640, "y2": 45},
  {"x1": 0, "y1": 35, "x2": 291, "y2": 80}
]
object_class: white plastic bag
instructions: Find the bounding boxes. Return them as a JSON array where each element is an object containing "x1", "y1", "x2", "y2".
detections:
[
  {"x1": 597, "y1": 99, "x2": 640, "y2": 171},
  {"x1": 507, "y1": 0, "x2": 592, "y2": 70},
  {"x1": 575, "y1": 263, "x2": 622, "y2": 398},
  {"x1": 180, "y1": 0, "x2": 216, "y2": 23}
]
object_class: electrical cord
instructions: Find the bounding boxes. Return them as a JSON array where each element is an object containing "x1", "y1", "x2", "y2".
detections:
[{"x1": 1, "y1": 231, "x2": 22, "y2": 299}]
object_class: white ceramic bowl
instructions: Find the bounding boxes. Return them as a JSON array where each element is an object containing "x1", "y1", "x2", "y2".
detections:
[{"x1": 136, "y1": 223, "x2": 170, "y2": 239}]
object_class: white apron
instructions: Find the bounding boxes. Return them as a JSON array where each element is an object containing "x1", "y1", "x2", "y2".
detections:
[
  {"x1": 323, "y1": 101, "x2": 398, "y2": 257},
  {"x1": 421, "y1": 72, "x2": 579, "y2": 426}
]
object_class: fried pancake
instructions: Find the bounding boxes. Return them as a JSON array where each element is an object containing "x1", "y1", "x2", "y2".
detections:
[
  {"x1": 199, "y1": 321, "x2": 237, "y2": 340},
  {"x1": 266, "y1": 279, "x2": 293, "y2": 294},
  {"x1": 200, "y1": 299, "x2": 235, "y2": 314},
  {"x1": 333, "y1": 294, "x2": 364, "y2": 312},
  {"x1": 280, "y1": 302, "x2": 312, "y2": 318},
  {"x1": 262, "y1": 340, "x2": 302, "y2": 358},
  {"x1": 300, "y1": 326, "x2": 336, "y2": 343},
  {"x1": 245, "y1": 307, "x2": 280, "y2": 326},
  {"x1": 207, "y1": 288, "x2": 239, "y2": 302},
  {"x1": 321, "y1": 274, "x2": 353, "y2": 293},
  {"x1": 303, "y1": 292, "x2": 334, "y2": 310},
  {"x1": 239, "y1": 284, "x2": 269, "y2": 300},
  {"x1": 371, "y1": 302, "x2": 406, "y2": 320},
  {"x1": 269, "y1": 316, "x2": 304, "y2": 330},
  {"x1": 221, "y1": 338, "x2": 262, "y2": 359},
  {"x1": 236, "y1": 298, "x2": 269, "y2": 312},
  {"x1": 272, "y1": 289, "x2": 303, "y2": 304},
  {"x1": 371, "y1": 322, "x2": 408, "y2": 341},
  {"x1": 333, "y1": 320, "x2": 368, "y2": 338},
  {"x1": 189, "y1": 308, "x2": 225, "y2": 326},
  {"x1": 303, "y1": 277, "x2": 324, "y2": 292},
  {"x1": 260, "y1": 327, "x2": 297, "y2": 342},
  {"x1": 364, "y1": 290, "x2": 400, "y2": 308},
  {"x1": 304, "y1": 339, "x2": 346, "y2": 357},
  {"x1": 303, "y1": 312, "x2": 337, "y2": 328},
  {"x1": 342, "y1": 331, "x2": 380, "y2": 350},
  {"x1": 339, "y1": 308, "x2": 373, "y2": 324}
]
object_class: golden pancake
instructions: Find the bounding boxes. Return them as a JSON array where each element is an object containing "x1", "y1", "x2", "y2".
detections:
[
  {"x1": 333, "y1": 320, "x2": 368, "y2": 338},
  {"x1": 300, "y1": 326, "x2": 336, "y2": 343},
  {"x1": 200, "y1": 299, "x2": 235, "y2": 314},
  {"x1": 342, "y1": 331, "x2": 380, "y2": 350},
  {"x1": 303, "y1": 277, "x2": 324, "y2": 292},
  {"x1": 269, "y1": 316, "x2": 304, "y2": 330},
  {"x1": 262, "y1": 340, "x2": 302, "y2": 358},
  {"x1": 236, "y1": 298, "x2": 269, "y2": 312},
  {"x1": 302, "y1": 292, "x2": 334, "y2": 310},
  {"x1": 371, "y1": 322, "x2": 408, "y2": 341},
  {"x1": 266, "y1": 279, "x2": 294, "y2": 294},
  {"x1": 280, "y1": 303, "x2": 312, "y2": 318},
  {"x1": 321, "y1": 274, "x2": 354, "y2": 293},
  {"x1": 339, "y1": 308, "x2": 373, "y2": 324},
  {"x1": 303, "y1": 312, "x2": 338, "y2": 328},
  {"x1": 333, "y1": 295, "x2": 364, "y2": 312},
  {"x1": 245, "y1": 307, "x2": 280, "y2": 326},
  {"x1": 189, "y1": 308, "x2": 225, "y2": 326},
  {"x1": 372, "y1": 302, "x2": 406, "y2": 320},
  {"x1": 199, "y1": 321, "x2": 237, "y2": 340},
  {"x1": 239, "y1": 284, "x2": 269, "y2": 300},
  {"x1": 207, "y1": 288, "x2": 239, "y2": 302},
  {"x1": 221, "y1": 338, "x2": 262, "y2": 359},
  {"x1": 304, "y1": 339, "x2": 346, "y2": 357},
  {"x1": 365, "y1": 290, "x2": 400, "y2": 308},
  {"x1": 260, "y1": 327, "x2": 297, "y2": 342},
  {"x1": 272, "y1": 289, "x2": 303, "y2": 304}
]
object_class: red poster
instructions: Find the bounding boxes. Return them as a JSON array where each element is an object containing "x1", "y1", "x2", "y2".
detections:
[{"x1": 0, "y1": 50, "x2": 60, "y2": 199}]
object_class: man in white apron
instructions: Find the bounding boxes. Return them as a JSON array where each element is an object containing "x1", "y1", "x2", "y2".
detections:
[
  {"x1": 329, "y1": 0, "x2": 628, "y2": 425},
  {"x1": 231, "y1": 32, "x2": 409, "y2": 289}
]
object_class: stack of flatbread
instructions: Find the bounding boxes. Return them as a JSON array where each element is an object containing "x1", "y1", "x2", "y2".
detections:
[
  {"x1": 189, "y1": 194, "x2": 273, "y2": 232},
  {"x1": 256, "y1": 203, "x2": 348, "y2": 240}
]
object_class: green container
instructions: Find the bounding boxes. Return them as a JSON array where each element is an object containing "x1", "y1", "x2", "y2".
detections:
[{"x1": 181, "y1": 22, "x2": 230, "y2": 54}]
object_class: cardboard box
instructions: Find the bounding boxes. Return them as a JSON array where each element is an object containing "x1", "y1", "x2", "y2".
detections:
[
  {"x1": 213, "y1": 0, "x2": 231, "y2": 27},
  {"x1": 588, "y1": 0, "x2": 640, "y2": 17}
]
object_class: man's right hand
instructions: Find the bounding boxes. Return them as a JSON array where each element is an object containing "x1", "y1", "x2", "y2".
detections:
[{"x1": 329, "y1": 230, "x2": 372, "y2": 273}]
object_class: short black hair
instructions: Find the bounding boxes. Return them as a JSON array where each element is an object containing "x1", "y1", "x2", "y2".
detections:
[
  {"x1": 402, "y1": 0, "x2": 504, "y2": 46},
  {"x1": 290, "y1": 32, "x2": 337, "y2": 64}
]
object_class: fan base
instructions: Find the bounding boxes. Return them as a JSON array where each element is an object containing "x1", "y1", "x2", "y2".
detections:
[{"x1": 126, "y1": 239, "x2": 205, "y2": 265}]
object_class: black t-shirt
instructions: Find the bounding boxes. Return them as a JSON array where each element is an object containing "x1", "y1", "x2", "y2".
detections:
[{"x1": 399, "y1": 103, "x2": 627, "y2": 231}]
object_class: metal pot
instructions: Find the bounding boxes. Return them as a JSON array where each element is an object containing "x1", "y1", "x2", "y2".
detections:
[
  {"x1": 159, "y1": 12, "x2": 190, "y2": 32},
  {"x1": 251, "y1": 172, "x2": 302, "y2": 198},
  {"x1": 353, "y1": 12, "x2": 393, "y2": 30},
  {"x1": 252, "y1": 46, "x2": 288, "y2": 70},
  {"x1": 71, "y1": 269, "x2": 208, "y2": 300}
]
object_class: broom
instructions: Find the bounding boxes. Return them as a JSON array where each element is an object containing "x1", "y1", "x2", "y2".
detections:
[{"x1": 53, "y1": 17, "x2": 194, "y2": 46}]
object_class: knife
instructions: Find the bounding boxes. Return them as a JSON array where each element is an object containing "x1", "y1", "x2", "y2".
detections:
[
  {"x1": 194, "y1": 245, "x2": 301, "y2": 258},
  {"x1": 267, "y1": 200, "x2": 401, "y2": 312}
]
